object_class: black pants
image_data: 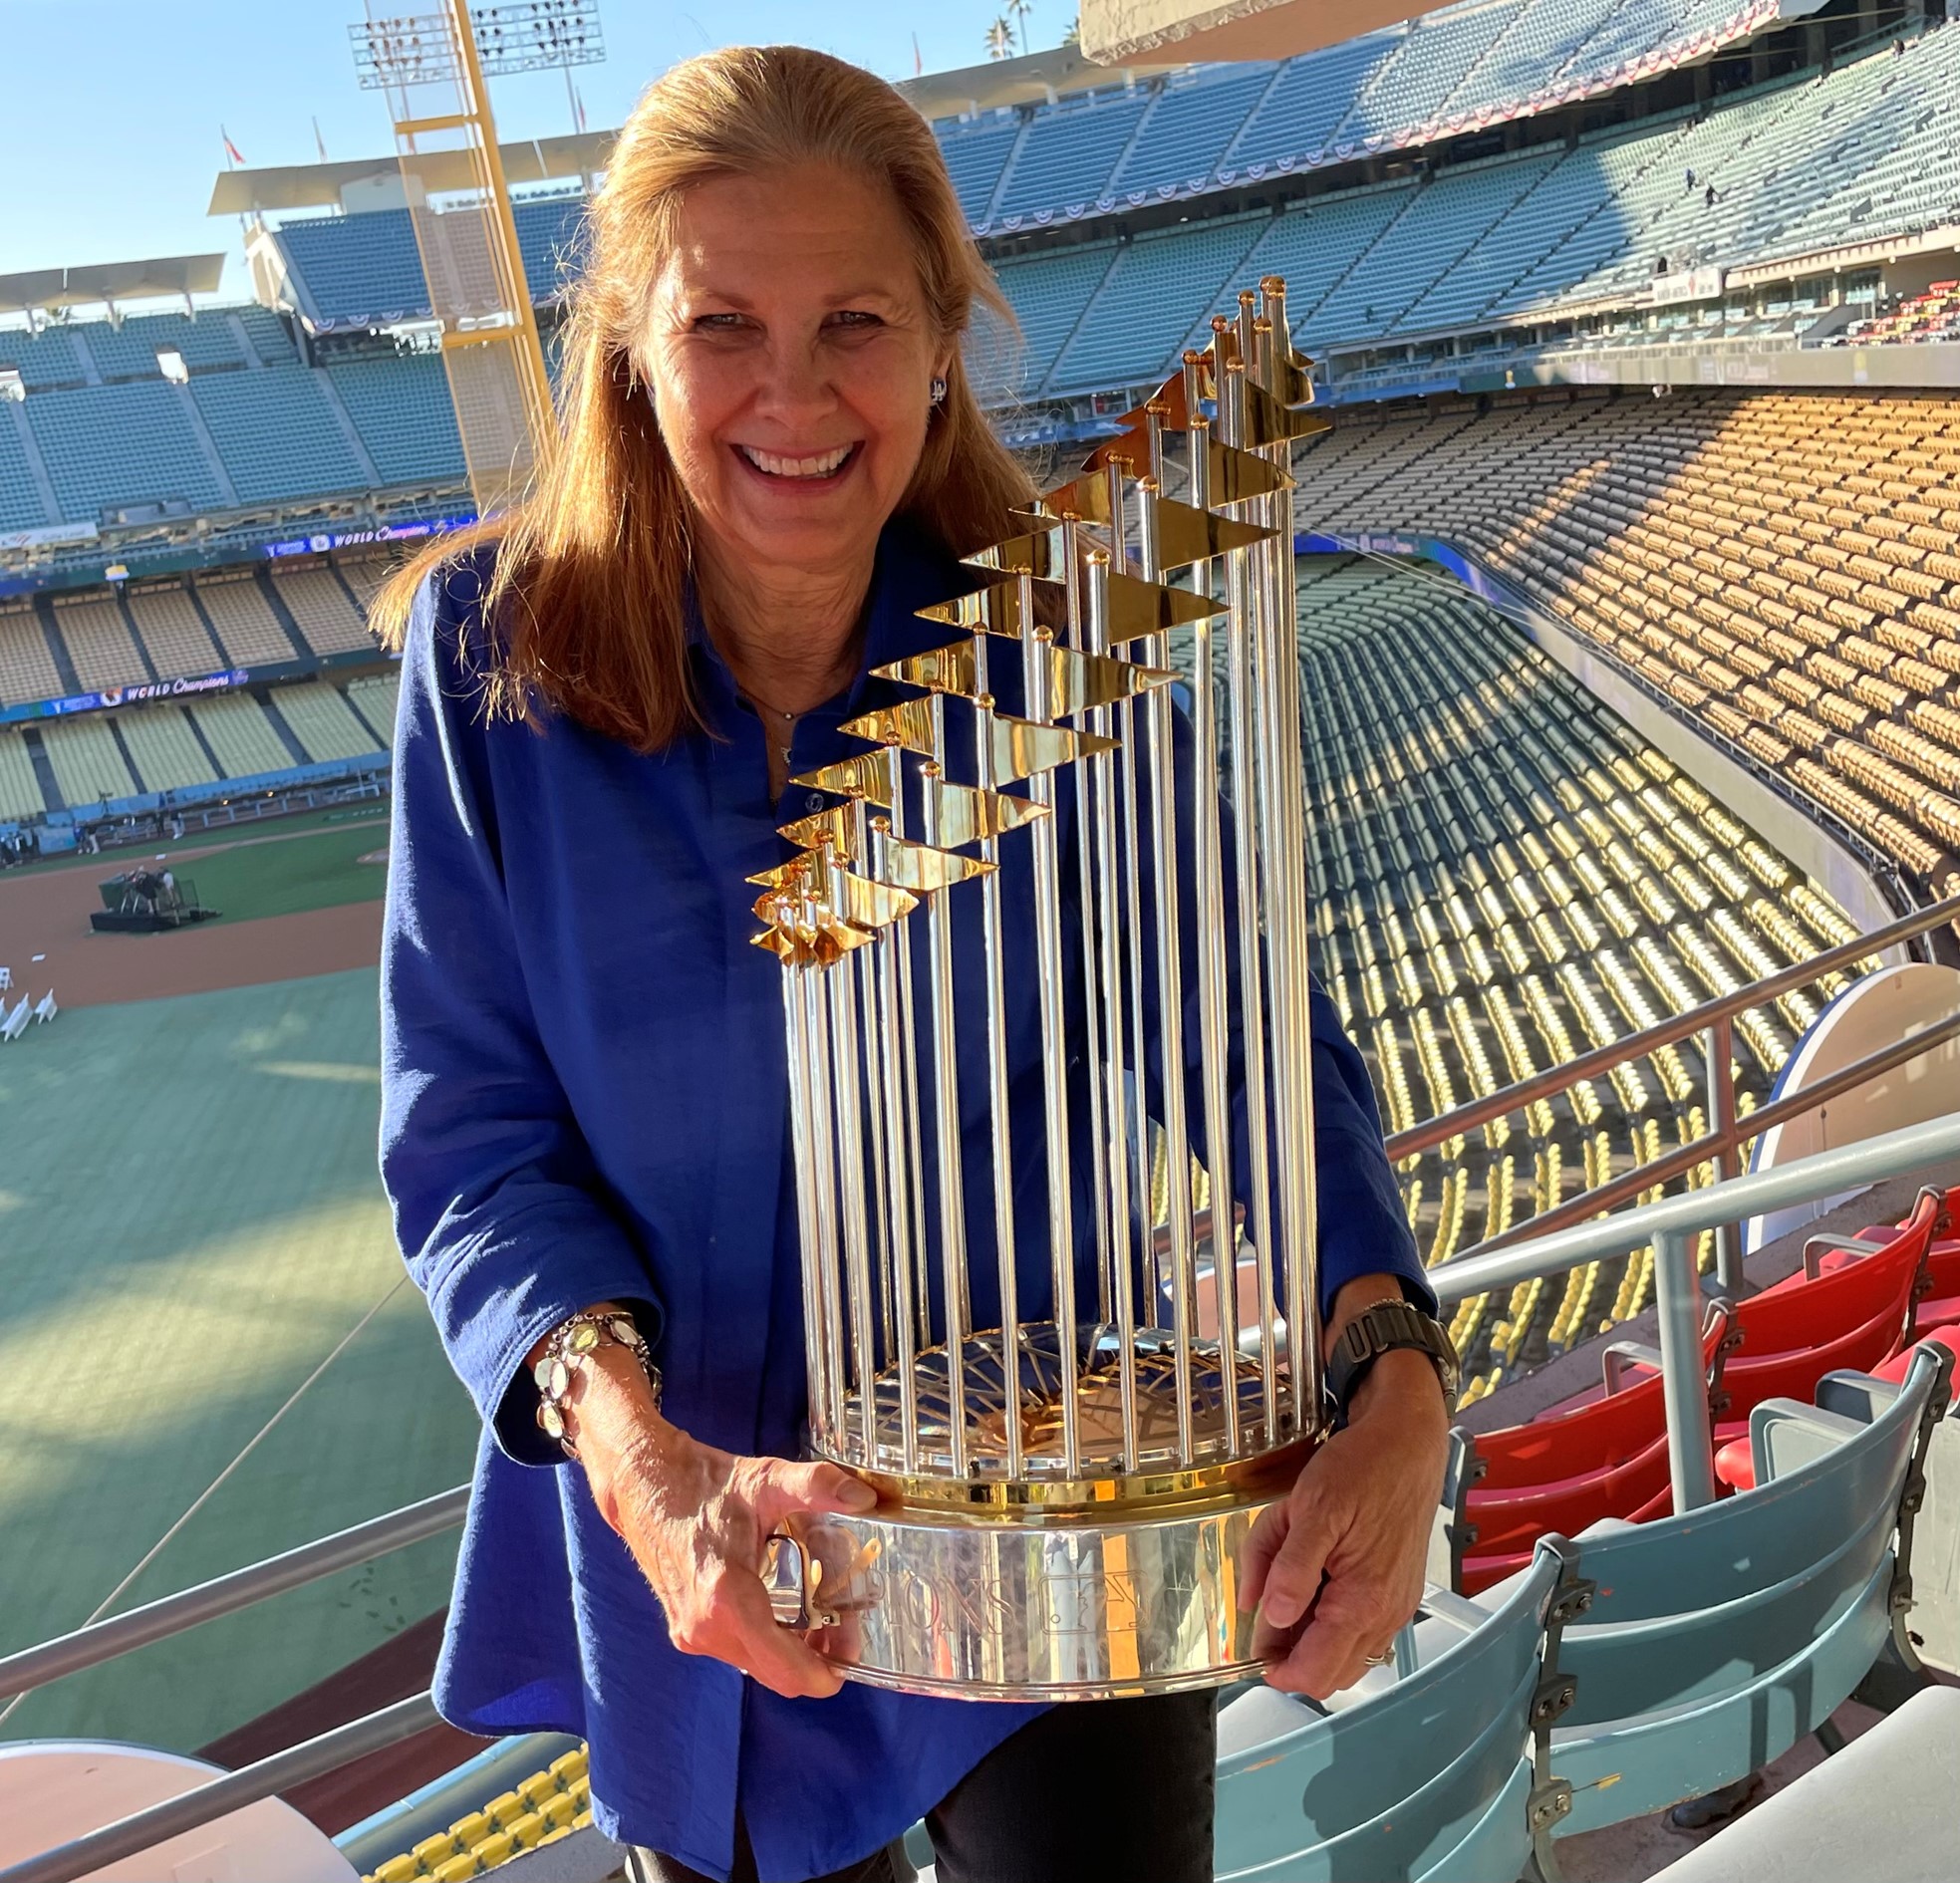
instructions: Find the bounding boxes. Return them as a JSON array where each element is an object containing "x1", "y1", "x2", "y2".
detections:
[{"x1": 628, "y1": 1689, "x2": 1218, "y2": 1883}]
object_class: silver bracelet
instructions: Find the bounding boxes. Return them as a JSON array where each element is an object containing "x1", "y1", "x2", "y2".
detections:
[{"x1": 532, "y1": 1307, "x2": 660, "y2": 1459}]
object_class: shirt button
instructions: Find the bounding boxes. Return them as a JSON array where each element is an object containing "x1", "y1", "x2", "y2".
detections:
[{"x1": 806, "y1": 793, "x2": 824, "y2": 811}]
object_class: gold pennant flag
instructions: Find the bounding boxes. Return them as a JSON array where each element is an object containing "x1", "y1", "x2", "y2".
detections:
[
  {"x1": 773, "y1": 804, "x2": 860, "y2": 861},
  {"x1": 988, "y1": 712, "x2": 1119, "y2": 784},
  {"x1": 839, "y1": 696, "x2": 939, "y2": 755},
  {"x1": 1235, "y1": 376, "x2": 1332, "y2": 448},
  {"x1": 1103, "y1": 567, "x2": 1227, "y2": 644},
  {"x1": 963, "y1": 523, "x2": 1069, "y2": 580},
  {"x1": 920, "y1": 779, "x2": 1049, "y2": 848},
  {"x1": 780, "y1": 869, "x2": 917, "y2": 933},
  {"x1": 788, "y1": 753, "x2": 896, "y2": 805},
  {"x1": 1150, "y1": 494, "x2": 1277, "y2": 572},
  {"x1": 1028, "y1": 469, "x2": 1117, "y2": 525},
  {"x1": 751, "y1": 915, "x2": 876, "y2": 967},
  {"x1": 868, "y1": 832, "x2": 994, "y2": 894},
  {"x1": 1206, "y1": 438, "x2": 1295, "y2": 505},
  {"x1": 873, "y1": 640, "x2": 1174, "y2": 716},
  {"x1": 916, "y1": 580, "x2": 1047, "y2": 639},
  {"x1": 1080, "y1": 426, "x2": 1149, "y2": 476}
]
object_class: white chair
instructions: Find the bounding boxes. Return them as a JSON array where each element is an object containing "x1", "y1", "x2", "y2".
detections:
[
  {"x1": 0, "y1": 997, "x2": 28, "y2": 1042},
  {"x1": 0, "y1": 965, "x2": 12, "y2": 991},
  {"x1": 32, "y1": 990, "x2": 56, "y2": 1023}
]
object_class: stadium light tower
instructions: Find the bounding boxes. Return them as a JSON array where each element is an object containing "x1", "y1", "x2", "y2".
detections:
[{"x1": 350, "y1": 3, "x2": 605, "y2": 514}]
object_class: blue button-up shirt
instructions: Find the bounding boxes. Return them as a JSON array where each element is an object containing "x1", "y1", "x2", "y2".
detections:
[{"x1": 380, "y1": 520, "x2": 1429, "y2": 1881}]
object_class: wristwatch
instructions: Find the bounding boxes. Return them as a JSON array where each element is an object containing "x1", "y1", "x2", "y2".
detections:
[{"x1": 1324, "y1": 1297, "x2": 1460, "y2": 1424}]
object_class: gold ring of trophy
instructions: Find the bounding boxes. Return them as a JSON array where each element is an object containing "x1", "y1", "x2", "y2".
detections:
[{"x1": 752, "y1": 278, "x2": 1335, "y2": 1700}]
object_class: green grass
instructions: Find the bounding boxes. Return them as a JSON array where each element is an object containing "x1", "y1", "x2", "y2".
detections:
[
  {"x1": 182, "y1": 824, "x2": 392, "y2": 924},
  {"x1": 0, "y1": 970, "x2": 478, "y2": 1753},
  {"x1": 10, "y1": 805, "x2": 390, "y2": 878}
]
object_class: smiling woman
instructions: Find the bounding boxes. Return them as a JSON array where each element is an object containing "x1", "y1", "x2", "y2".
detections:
[{"x1": 366, "y1": 40, "x2": 1440, "y2": 1883}]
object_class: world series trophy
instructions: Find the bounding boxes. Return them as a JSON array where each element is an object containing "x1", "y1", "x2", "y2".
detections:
[{"x1": 751, "y1": 279, "x2": 1335, "y2": 1697}]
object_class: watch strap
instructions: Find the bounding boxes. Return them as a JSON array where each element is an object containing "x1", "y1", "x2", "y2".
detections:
[{"x1": 1325, "y1": 1297, "x2": 1460, "y2": 1422}]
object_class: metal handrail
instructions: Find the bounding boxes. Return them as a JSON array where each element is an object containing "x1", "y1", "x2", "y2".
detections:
[
  {"x1": 0, "y1": 1486, "x2": 468, "y2": 1704},
  {"x1": 1428, "y1": 1110, "x2": 1960, "y2": 1517},
  {"x1": 0, "y1": 1693, "x2": 442, "y2": 1883},
  {"x1": 1384, "y1": 890, "x2": 1960, "y2": 1160},
  {"x1": 1383, "y1": 888, "x2": 1960, "y2": 1287}
]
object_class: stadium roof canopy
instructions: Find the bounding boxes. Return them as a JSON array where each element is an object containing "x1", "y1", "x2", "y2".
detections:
[
  {"x1": 207, "y1": 133, "x2": 614, "y2": 215},
  {"x1": 1081, "y1": 0, "x2": 1428, "y2": 63},
  {"x1": 0, "y1": 252, "x2": 225, "y2": 315},
  {"x1": 893, "y1": 42, "x2": 1182, "y2": 119}
]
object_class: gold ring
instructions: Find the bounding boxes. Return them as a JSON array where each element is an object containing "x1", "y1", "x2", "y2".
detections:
[{"x1": 1363, "y1": 1649, "x2": 1391, "y2": 1667}]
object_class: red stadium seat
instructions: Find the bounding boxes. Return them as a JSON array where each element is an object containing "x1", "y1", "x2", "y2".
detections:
[
  {"x1": 1449, "y1": 1303, "x2": 1732, "y2": 1593},
  {"x1": 1715, "y1": 1325, "x2": 1960, "y2": 1492}
]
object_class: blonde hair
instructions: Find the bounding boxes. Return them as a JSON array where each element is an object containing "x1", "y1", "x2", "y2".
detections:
[{"x1": 371, "y1": 43, "x2": 1035, "y2": 751}]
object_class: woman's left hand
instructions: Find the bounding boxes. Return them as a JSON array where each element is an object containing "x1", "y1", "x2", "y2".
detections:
[{"x1": 1239, "y1": 1344, "x2": 1451, "y2": 1700}]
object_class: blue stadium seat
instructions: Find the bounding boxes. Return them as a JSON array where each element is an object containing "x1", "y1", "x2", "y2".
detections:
[
  {"x1": 191, "y1": 367, "x2": 369, "y2": 501},
  {"x1": 1542, "y1": 1344, "x2": 1951, "y2": 1837},
  {"x1": 938, "y1": 115, "x2": 1023, "y2": 224},
  {"x1": 80, "y1": 312, "x2": 247, "y2": 380},
  {"x1": 325, "y1": 354, "x2": 465, "y2": 487},
  {"x1": 1215, "y1": 1537, "x2": 1583, "y2": 1881},
  {"x1": 1110, "y1": 66, "x2": 1274, "y2": 200},
  {"x1": 25, "y1": 383, "x2": 227, "y2": 520},
  {"x1": 0, "y1": 414, "x2": 50, "y2": 531},
  {"x1": 989, "y1": 88, "x2": 1154, "y2": 224}
]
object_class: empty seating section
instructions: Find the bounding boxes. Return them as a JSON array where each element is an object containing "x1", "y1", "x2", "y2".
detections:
[
  {"x1": 25, "y1": 382, "x2": 225, "y2": 521},
  {"x1": 938, "y1": 117, "x2": 1022, "y2": 224},
  {"x1": 327, "y1": 354, "x2": 465, "y2": 486},
  {"x1": 275, "y1": 679, "x2": 384, "y2": 763},
  {"x1": 0, "y1": 414, "x2": 50, "y2": 531},
  {"x1": 193, "y1": 574, "x2": 296, "y2": 667},
  {"x1": 192, "y1": 368, "x2": 368, "y2": 501},
  {"x1": 1113, "y1": 66, "x2": 1272, "y2": 197},
  {"x1": 0, "y1": 729, "x2": 42, "y2": 818},
  {"x1": 118, "y1": 703, "x2": 217, "y2": 791},
  {"x1": 81, "y1": 312, "x2": 246, "y2": 379},
  {"x1": 1050, "y1": 218, "x2": 1265, "y2": 393},
  {"x1": 1274, "y1": 555, "x2": 1860, "y2": 1397},
  {"x1": 990, "y1": 244, "x2": 1119, "y2": 395},
  {"x1": 1832, "y1": 280, "x2": 1960, "y2": 348},
  {"x1": 125, "y1": 583, "x2": 224, "y2": 679},
  {"x1": 53, "y1": 594, "x2": 147, "y2": 690},
  {"x1": 1239, "y1": 188, "x2": 1414, "y2": 341},
  {"x1": 38, "y1": 714, "x2": 135, "y2": 807},
  {"x1": 237, "y1": 306, "x2": 301, "y2": 366},
  {"x1": 1340, "y1": 6, "x2": 1519, "y2": 145},
  {"x1": 344, "y1": 671, "x2": 401, "y2": 745},
  {"x1": 1311, "y1": 154, "x2": 1559, "y2": 341},
  {"x1": 366, "y1": 1745, "x2": 595, "y2": 1883},
  {"x1": 272, "y1": 566, "x2": 374, "y2": 657},
  {"x1": 0, "y1": 603, "x2": 61, "y2": 704},
  {"x1": 275, "y1": 209, "x2": 427, "y2": 325},
  {"x1": 335, "y1": 556, "x2": 394, "y2": 609},
  {"x1": 1288, "y1": 390, "x2": 1960, "y2": 904},
  {"x1": 992, "y1": 91, "x2": 1153, "y2": 221},
  {"x1": 276, "y1": 195, "x2": 590, "y2": 328},
  {"x1": 1226, "y1": 34, "x2": 1398, "y2": 171},
  {"x1": 188, "y1": 693, "x2": 293, "y2": 779}
]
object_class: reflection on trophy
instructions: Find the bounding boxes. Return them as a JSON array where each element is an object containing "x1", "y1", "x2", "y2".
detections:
[{"x1": 752, "y1": 279, "x2": 1335, "y2": 1698}]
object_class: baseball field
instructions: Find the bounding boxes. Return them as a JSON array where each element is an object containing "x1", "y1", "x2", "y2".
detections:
[{"x1": 0, "y1": 811, "x2": 480, "y2": 1754}]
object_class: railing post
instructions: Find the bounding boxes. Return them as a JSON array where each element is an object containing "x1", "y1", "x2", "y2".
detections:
[
  {"x1": 1705, "y1": 1014, "x2": 1745, "y2": 1293},
  {"x1": 1653, "y1": 1224, "x2": 1717, "y2": 1512}
]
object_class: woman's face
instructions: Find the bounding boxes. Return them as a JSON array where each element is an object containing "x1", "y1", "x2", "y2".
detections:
[{"x1": 638, "y1": 162, "x2": 953, "y2": 599}]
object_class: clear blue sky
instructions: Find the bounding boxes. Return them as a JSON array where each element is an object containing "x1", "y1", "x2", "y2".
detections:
[{"x1": 0, "y1": 1, "x2": 1072, "y2": 287}]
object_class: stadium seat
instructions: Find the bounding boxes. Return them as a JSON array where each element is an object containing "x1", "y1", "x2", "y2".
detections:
[
  {"x1": 1215, "y1": 1536, "x2": 1584, "y2": 1881},
  {"x1": 1541, "y1": 1342, "x2": 1952, "y2": 1838}
]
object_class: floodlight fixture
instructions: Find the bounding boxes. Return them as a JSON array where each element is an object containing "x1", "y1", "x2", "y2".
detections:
[{"x1": 351, "y1": 1, "x2": 604, "y2": 88}]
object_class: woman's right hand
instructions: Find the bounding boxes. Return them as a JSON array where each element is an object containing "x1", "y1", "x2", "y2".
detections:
[{"x1": 563, "y1": 1340, "x2": 876, "y2": 1699}]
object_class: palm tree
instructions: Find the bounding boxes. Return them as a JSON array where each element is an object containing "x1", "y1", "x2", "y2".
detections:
[
  {"x1": 1005, "y1": 0, "x2": 1033, "y2": 56},
  {"x1": 985, "y1": 15, "x2": 1014, "y2": 60}
]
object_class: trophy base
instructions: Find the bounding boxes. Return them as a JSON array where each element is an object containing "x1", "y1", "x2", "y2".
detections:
[{"x1": 769, "y1": 1477, "x2": 1295, "y2": 1701}]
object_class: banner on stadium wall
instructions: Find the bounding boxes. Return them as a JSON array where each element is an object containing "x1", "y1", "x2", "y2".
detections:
[
  {"x1": 0, "y1": 667, "x2": 253, "y2": 727},
  {"x1": 1650, "y1": 265, "x2": 1726, "y2": 307},
  {"x1": 0, "y1": 521, "x2": 99, "y2": 554},
  {"x1": 263, "y1": 510, "x2": 476, "y2": 559}
]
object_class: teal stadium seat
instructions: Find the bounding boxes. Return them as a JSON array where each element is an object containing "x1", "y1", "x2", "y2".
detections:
[
  {"x1": 1543, "y1": 1342, "x2": 1952, "y2": 1838},
  {"x1": 1215, "y1": 1538, "x2": 1587, "y2": 1881}
]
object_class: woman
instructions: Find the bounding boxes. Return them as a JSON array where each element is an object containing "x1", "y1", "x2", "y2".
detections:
[{"x1": 375, "y1": 45, "x2": 1451, "y2": 1883}]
